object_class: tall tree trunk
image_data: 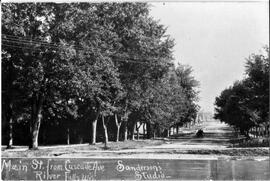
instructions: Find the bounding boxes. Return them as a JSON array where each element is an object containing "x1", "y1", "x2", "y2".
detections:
[
  {"x1": 143, "y1": 123, "x2": 146, "y2": 139},
  {"x1": 146, "y1": 123, "x2": 152, "y2": 139},
  {"x1": 167, "y1": 128, "x2": 170, "y2": 138},
  {"x1": 136, "y1": 123, "x2": 139, "y2": 140},
  {"x1": 67, "y1": 127, "x2": 70, "y2": 145},
  {"x1": 131, "y1": 122, "x2": 136, "y2": 140},
  {"x1": 136, "y1": 122, "x2": 142, "y2": 140},
  {"x1": 91, "y1": 104, "x2": 101, "y2": 145},
  {"x1": 6, "y1": 60, "x2": 14, "y2": 149},
  {"x1": 102, "y1": 115, "x2": 108, "y2": 148},
  {"x1": 116, "y1": 126, "x2": 120, "y2": 142},
  {"x1": 29, "y1": 92, "x2": 43, "y2": 150},
  {"x1": 91, "y1": 120, "x2": 97, "y2": 144},
  {"x1": 114, "y1": 114, "x2": 122, "y2": 142},
  {"x1": 7, "y1": 116, "x2": 13, "y2": 149},
  {"x1": 137, "y1": 128, "x2": 139, "y2": 140},
  {"x1": 123, "y1": 121, "x2": 128, "y2": 141},
  {"x1": 122, "y1": 104, "x2": 129, "y2": 142},
  {"x1": 157, "y1": 127, "x2": 160, "y2": 137},
  {"x1": 31, "y1": 113, "x2": 42, "y2": 149},
  {"x1": 6, "y1": 103, "x2": 13, "y2": 149}
]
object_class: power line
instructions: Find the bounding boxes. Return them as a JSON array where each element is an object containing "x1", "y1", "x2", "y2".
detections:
[
  {"x1": 2, "y1": 43, "x2": 151, "y2": 65},
  {"x1": 2, "y1": 34, "x2": 171, "y2": 65},
  {"x1": 3, "y1": 37, "x2": 146, "y2": 63},
  {"x1": 3, "y1": 37, "x2": 60, "y2": 49},
  {"x1": 3, "y1": 34, "x2": 93, "y2": 52},
  {"x1": 2, "y1": 38, "x2": 59, "y2": 50},
  {"x1": 3, "y1": 34, "x2": 166, "y2": 60},
  {"x1": 3, "y1": 34, "x2": 57, "y2": 45},
  {"x1": 3, "y1": 37, "x2": 85, "y2": 51},
  {"x1": 2, "y1": 43, "x2": 151, "y2": 77}
]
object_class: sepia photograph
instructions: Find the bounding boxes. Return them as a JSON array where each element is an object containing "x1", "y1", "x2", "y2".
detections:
[{"x1": 1, "y1": 0, "x2": 269, "y2": 180}]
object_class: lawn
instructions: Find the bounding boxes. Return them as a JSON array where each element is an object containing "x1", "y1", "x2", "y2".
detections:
[{"x1": 1, "y1": 140, "x2": 164, "y2": 157}]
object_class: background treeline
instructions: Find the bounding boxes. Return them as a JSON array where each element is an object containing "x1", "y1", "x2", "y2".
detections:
[
  {"x1": 1, "y1": 3, "x2": 199, "y2": 149},
  {"x1": 214, "y1": 47, "x2": 269, "y2": 138}
]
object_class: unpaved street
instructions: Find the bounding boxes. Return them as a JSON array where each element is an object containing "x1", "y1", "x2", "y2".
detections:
[
  {"x1": 2, "y1": 120, "x2": 269, "y2": 180},
  {"x1": 2, "y1": 119, "x2": 269, "y2": 159}
]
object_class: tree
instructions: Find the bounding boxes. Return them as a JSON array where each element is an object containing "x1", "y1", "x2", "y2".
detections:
[
  {"x1": 2, "y1": 2, "x2": 201, "y2": 147},
  {"x1": 214, "y1": 47, "x2": 269, "y2": 138},
  {"x1": 113, "y1": 97, "x2": 129, "y2": 142},
  {"x1": 244, "y1": 47, "x2": 269, "y2": 125},
  {"x1": 2, "y1": 3, "x2": 58, "y2": 149},
  {"x1": 2, "y1": 3, "x2": 97, "y2": 149},
  {"x1": 52, "y1": 3, "x2": 126, "y2": 144},
  {"x1": 134, "y1": 64, "x2": 199, "y2": 138},
  {"x1": 214, "y1": 81, "x2": 258, "y2": 137},
  {"x1": 107, "y1": 3, "x2": 175, "y2": 141}
]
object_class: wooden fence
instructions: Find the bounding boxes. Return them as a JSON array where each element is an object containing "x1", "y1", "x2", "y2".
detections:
[{"x1": 249, "y1": 123, "x2": 270, "y2": 138}]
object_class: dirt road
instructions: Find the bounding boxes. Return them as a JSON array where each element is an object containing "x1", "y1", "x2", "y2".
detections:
[
  {"x1": 2, "y1": 119, "x2": 268, "y2": 159},
  {"x1": 2, "y1": 120, "x2": 269, "y2": 180},
  {"x1": 146, "y1": 119, "x2": 236, "y2": 150}
]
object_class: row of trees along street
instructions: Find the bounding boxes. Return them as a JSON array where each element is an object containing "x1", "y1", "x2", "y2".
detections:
[
  {"x1": 214, "y1": 46, "x2": 269, "y2": 139},
  {"x1": 2, "y1": 3, "x2": 200, "y2": 149}
]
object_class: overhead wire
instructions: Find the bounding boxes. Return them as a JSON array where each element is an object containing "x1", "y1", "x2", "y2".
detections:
[
  {"x1": 2, "y1": 36, "x2": 167, "y2": 79},
  {"x1": 3, "y1": 35, "x2": 85, "y2": 51},
  {"x1": 2, "y1": 44, "x2": 152, "y2": 77},
  {"x1": 2, "y1": 43, "x2": 151, "y2": 66},
  {"x1": 2, "y1": 39, "x2": 59, "y2": 50},
  {"x1": 3, "y1": 34, "x2": 94, "y2": 51},
  {"x1": 3, "y1": 34, "x2": 157, "y2": 59},
  {"x1": 2, "y1": 41, "x2": 150, "y2": 65},
  {"x1": 2, "y1": 34, "x2": 170, "y2": 65},
  {"x1": 3, "y1": 38, "x2": 61, "y2": 50}
]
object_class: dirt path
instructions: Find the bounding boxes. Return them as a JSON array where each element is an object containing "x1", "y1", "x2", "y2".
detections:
[
  {"x1": 146, "y1": 119, "x2": 236, "y2": 150},
  {"x1": 2, "y1": 119, "x2": 269, "y2": 159}
]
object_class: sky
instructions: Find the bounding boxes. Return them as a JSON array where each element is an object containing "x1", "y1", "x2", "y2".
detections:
[{"x1": 149, "y1": 2, "x2": 269, "y2": 113}]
